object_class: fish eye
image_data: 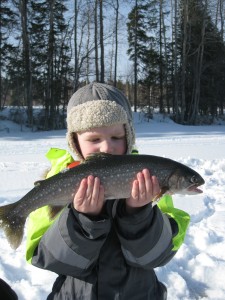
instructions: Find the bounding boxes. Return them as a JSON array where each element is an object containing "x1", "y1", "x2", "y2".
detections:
[{"x1": 190, "y1": 175, "x2": 198, "y2": 184}]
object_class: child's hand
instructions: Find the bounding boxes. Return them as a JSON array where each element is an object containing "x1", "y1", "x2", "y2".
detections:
[
  {"x1": 73, "y1": 175, "x2": 105, "y2": 216},
  {"x1": 126, "y1": 169, "x2": 160, "y2": 214}
]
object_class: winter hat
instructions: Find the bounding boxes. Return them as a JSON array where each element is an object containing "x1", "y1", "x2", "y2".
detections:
[{"x1": 67, "y1": 82, "x2": 135, "y2": 160}]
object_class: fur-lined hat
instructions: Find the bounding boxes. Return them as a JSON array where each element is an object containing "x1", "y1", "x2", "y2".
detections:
[{"x1": 67, "y1": 82, "x2": 135, "y2": 160}]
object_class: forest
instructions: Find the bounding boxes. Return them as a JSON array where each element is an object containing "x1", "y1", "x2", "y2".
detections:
[{"x1": 0, "y1": 0, "x2": 225, "y2": 129}]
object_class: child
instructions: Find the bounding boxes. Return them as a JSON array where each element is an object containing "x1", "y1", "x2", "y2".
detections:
[{"x1": 26, "y1": 82, "x2": 190, "y2": 299}]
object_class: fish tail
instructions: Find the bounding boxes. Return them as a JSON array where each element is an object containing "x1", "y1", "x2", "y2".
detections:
[{"x1": 0, "y1": 203, "x2": 26, "y2": 250}]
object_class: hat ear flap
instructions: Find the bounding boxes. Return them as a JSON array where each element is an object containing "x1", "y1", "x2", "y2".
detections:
[{"x1": 67, "y1": 132, "x2": 84, "y2": 161}]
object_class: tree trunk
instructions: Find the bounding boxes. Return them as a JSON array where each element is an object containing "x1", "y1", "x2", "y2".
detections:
[
  {"x1": 159, "y1": 0, "x2": 164, "y2": 113},
  {"x1": 216, "y1": 0, "x2": 224, "y2": 38},
  {"x1": 74, "y1": 0, "x2": 79, "y2": 91},
  {"x1": 180, "y1": 0, "x2": 188, "y2": 123},
  {"x1": 99, "y1": 0, "x2": 104, "y2": 83},
  {"x1": 94, "y1": 0, "x2": 99, "y2": 81},
  {"x1": 85, "y1": 3, "x2": 91, "y2": 85},
  {"x1": 174, "y1": 0, "x2": 179, "y2": 121},
  {"x1": 114, "y1": 0, "x2": 119, "y2": 87},
  {"x1": 46, "y1": 0, "x2": 55, "y2": 129},
  {"x1": 19, "y1": 0, "x2": 33, "y2": 127},
  {"x1": 134, "y1": 0, "x2": 138, "y2": 112},
  {"x1": 0, "y1": 1, "x2": 2, "y2": 110},
  {"x1": 189, "y1": 2, "x2": 207, "y2": 124},
  {"x1": 219, "y1": 0, "x2": 224, "y2": 38},
  {"x1": 161, "y1": 1, "x2": 169, "y2": 113}
]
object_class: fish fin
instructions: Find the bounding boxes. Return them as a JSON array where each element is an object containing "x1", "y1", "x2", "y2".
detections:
[
  {"x1": 59, "y1": 168, "x2": 70, "y2": 174},
  {"x1": 48, "y1": 205, "x2": 64, "y2": 219},
  {"x1": 0, "y1": 203, "x2": 26, "y2": 250},
  {"x1": 152, "y1": 186, "x2": 169, "y2": 202},
  {"x1": 34, "y1": 180, "x2": 43, "y2": 187},
  {"x1": 84, "y1": 152, "x2": 113, "y2": 163}
]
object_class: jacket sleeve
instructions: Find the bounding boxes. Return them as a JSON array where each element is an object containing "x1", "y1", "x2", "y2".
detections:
[
  {"x1": 115, "y1": 199, "x2": 178, "y2": 269},
  {"x1": 30, "y1": 204, "x2": 111, "y2": 278}
]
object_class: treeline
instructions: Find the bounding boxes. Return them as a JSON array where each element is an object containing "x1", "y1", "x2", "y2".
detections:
[{"x1": 0, "y1": 0, "x2": 225, "y2": 129}]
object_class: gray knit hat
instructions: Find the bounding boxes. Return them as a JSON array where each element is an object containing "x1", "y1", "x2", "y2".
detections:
[{"x1": 67, "y1": 82, "x2": 135, "y2": 160}]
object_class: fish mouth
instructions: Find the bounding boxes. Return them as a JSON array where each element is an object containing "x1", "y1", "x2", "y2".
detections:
[{"x1": 186, "y1": 184, "x2": 203, "y2": 194}]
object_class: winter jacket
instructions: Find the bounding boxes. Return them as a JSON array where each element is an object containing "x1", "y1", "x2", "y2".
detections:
[{"x1": 26, "y1": 148, "x2": 190, "y2": 300}]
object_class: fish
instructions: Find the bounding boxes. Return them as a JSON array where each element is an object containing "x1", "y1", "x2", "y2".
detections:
[{"x1": 0, "y1": 153, "x2": 205, "y2": 250}]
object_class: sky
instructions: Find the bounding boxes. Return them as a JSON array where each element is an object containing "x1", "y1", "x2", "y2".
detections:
[{"x1": 0, "y1": 111, "x2": 225, "y2": 299}]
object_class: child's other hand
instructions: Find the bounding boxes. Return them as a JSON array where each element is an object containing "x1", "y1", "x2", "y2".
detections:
[
  {"x1": 126, "y1": 169, "x2": 160, "y2": 214},
  {"x1": 73, "y1": 175, "x2": 104, "y2": 216}
]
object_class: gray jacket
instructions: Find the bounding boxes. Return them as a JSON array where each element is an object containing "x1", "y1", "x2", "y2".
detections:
[{"x1": 31, "y1": 200, "x2": 178, "y2": 300}]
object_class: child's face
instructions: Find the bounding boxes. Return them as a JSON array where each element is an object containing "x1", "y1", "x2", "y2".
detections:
[{"x1": 76, "y1": 124, "x2": 127, "y2": 159}]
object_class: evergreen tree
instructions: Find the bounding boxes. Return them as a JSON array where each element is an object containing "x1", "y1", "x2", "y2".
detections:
[
  {"x1": 29, "y1": 0, "x2": 49, "y2": 105},
  {"x1": 178, "y1": 0, "x2": 225, "y2": 124},
  {"x1": 29, "y1": 0, "x2": 71, "y2": 129},
  {"x1": 0, "y1": 0, "x2": 18, "y2": 109},
  {"x1": 127, "y1": 2, "x2": 152, "y2": 110},
  {"x1": 1, "y1": 0, "x2": 224, "y2": 128},
  {"x1": 127, "y1": 1, "x2": 166, "y2": 111}
]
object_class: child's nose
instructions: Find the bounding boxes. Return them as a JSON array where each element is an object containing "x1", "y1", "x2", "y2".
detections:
[{"x1": 100, "y1": 141, "x2": 113, "y2": 153}]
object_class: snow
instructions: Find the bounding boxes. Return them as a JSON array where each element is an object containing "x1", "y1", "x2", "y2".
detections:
[{"x1": 0, "y1": 112, "x2": 225, "y2": 299}]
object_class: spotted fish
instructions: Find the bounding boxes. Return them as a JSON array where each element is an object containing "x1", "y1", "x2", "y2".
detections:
[{"x1": 0, "y1": 153, "x2": 205, "y2": 249}]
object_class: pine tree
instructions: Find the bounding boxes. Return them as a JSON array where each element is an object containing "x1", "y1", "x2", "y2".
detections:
[
  {"x1": 127, "y1": 1, "x2": 166, "y2": 111},
  {"x1": 29, "y1": 0, "x2": 71, "y2": 129},
  {"x1": 178, "y1": 0, "x2": 225, "y2": 124},
  {"x1": 127, "y1": 2, "x2": 151, "y2": 110},
  {"x1": 0, "y1": 0, "x2": 18, "y2": 109}
]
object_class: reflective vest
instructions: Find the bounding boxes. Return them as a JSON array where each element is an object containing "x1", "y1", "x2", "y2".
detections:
[{"x1": 26, "y1": 148, "x2": 190, "y2": 263}]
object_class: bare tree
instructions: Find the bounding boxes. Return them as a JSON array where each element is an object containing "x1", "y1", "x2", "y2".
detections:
[
  {"x1": 180, "y1": 0, "x2": 188, "y2": 123},
  {"x1": 161, "y1": 1, "x2": 169, "y2": 113},
  {"x1": 94, "y1": 0, "x2": 99, "y2": 81},
  {"x1": 218, "y1": 0, "x2": 224, "y2": 38},
  {"x1": 134, "y1": 0, "x2": 138, "y2": 112},
  {"x1": 171, "y1": 0, "x2": 179, "y2": 120},
  {"x1": 99, "y1": 0, "x2": 105, "y2": 82},
  {"x1": 189, "y1": 1, "x2": 207, "y2": 124},
  {"x1": 74, "y1": 0, "x2": 79, "y2": 91},
  {"x1": 114, "y1": 0, "x2": 119, "y2": 86},
  {"x1": 46, "y1": 0, "x2": 55, "y2": 129},
  {"x1": 159, "y1": 0, "x2": 163, "y2": 113},
  {"x1": 85, "y1": 1, "x2": 91, "y2": 84},
  {"x1": 19, "y1": 0, "x2": 33, "y2": 126},
  {"x1": 174, "y1": 0, "x2": 179, "y2": 119}
]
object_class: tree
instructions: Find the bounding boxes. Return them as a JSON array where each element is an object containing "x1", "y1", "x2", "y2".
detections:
[
  {"x1": 18, "y1": 0, "x2": 33, "y2": 126},
  {"x1": 127, "y1": 2, "x2": 150, "y2": 111},
  {"x1": 99, "y1": 0, "x2": 104, "y2": 82},
  {"x1": 29, "y1": 0, "x2": 71, "y2": 129},
  {"x1": 178, "y1": 0, "x2": 225, "y2": 124},
  {"x1": 170, "y1": 0, "x2": 180, "y2": 120},
  {"x1": 0, "y1": 0, "x2": 18, "y2": 109},
  {"x1": 113, "y1": 0, "x2": 119, "y2": 86},
  {"x1": 74, "y1": 0, "x2": 79, "y2": 91},
  {"x1": 158, "y1": 0, "x2": 170, "y2": 113},
  {"x1": 1, "y1": 0, "x2": 224, "y2": 128},
  {"x1": 94, "y1": 0, "x2": 99, "y2": 81},
  {"x1": 127, "y1": 1, "x2": 169, "y2": 112}
]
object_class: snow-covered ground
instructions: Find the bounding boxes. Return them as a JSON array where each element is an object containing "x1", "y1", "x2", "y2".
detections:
[{"x1": 0, "y1": 113, "x2": 225, "y2": 300}]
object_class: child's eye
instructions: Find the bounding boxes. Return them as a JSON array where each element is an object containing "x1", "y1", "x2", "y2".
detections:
[
  {"x1": 112, "y1": 136, "x2": 124, "y2": 140},
  {"x1": 90, "y1": 138, "x2": 100, "y2": 143}
]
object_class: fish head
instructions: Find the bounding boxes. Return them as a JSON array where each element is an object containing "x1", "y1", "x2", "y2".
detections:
[{"x1": 167, "y1": 168, "x2": 205, "y2": 195}]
